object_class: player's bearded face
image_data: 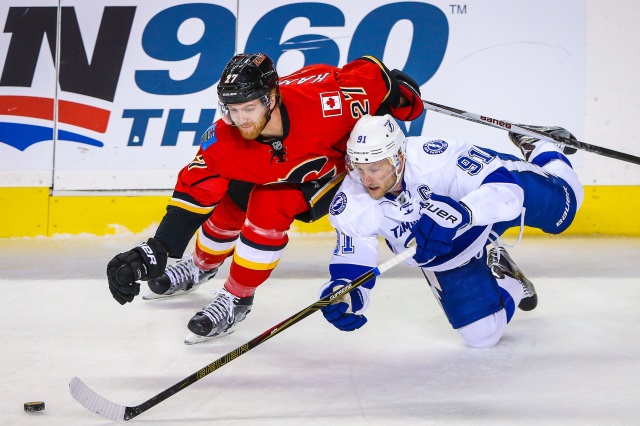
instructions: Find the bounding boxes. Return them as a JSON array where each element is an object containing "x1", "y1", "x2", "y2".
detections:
[
  {"x1": 227, "y1": 99, "x2": 269, "y2": 140},
  {"x1": 352, "y1": 159, "x2": 399, "y2": 199}
]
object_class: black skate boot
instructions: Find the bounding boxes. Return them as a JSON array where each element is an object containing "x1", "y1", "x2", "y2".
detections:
[
  {"x1": 184, "y1": 288, "x2": 254, "y2": 344},
  {"x1": 488, "y1": 247, "x2": 537, "y2": 311},
  {"x1": 143, "y1": 257, "x2": 217, "y2": 300},
  {"x1": 508, "y1": 125, "x2": 577, "y2": 161}
]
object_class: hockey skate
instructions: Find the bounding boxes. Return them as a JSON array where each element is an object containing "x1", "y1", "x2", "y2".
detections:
[
  {"x1": 184, "y1": 288, "x2": 254, "y2": 344},
  {"x1": 488, "y1": 247, "x2": 537, "y2": 311},
  {"x1": 143, "y1": 257, "x2": 217, "y2": 300},
  {"x1": 508, "y1": 125, "x2": 577, "y2": 161}
]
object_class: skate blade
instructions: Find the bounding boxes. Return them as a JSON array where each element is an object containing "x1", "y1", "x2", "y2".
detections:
[
  {"x1": 184, "y1": 329, "x2": 235, "y2": 345},
  {"x1": 142, "y1": 286, "x2": 200, "y2": 301},
  {"x1": 518, "y1": 293, "x2": 538, "y2": 311}
]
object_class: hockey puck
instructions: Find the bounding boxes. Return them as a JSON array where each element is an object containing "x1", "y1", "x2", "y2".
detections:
[{"x1": 24, "y1": 401, "x2": 45, "y2": 412}]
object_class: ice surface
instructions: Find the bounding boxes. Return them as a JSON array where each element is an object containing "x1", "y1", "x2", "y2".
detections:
[{"x1": 1, "y1": 232, "x2": 639, "y2": 425}]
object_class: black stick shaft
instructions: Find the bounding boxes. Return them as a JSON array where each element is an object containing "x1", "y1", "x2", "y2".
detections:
[
  {"x1": 122, "y1": 247, "x2": 416, "y2": 420},
  {"x1": 423, "y1": 100, "x2": 640, "y2": 165}
]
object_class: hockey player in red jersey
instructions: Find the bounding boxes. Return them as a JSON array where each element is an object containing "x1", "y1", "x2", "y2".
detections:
[{"x1": 106, "y1": 52, "x2": 424, "y2": 344}]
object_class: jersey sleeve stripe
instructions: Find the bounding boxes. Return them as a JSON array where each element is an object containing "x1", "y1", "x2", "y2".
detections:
[
  {"x1": 480, "y1": 166, "x2": 519, "y2": 186},
  {"x1": 309, "y1": 172, "x2": 346, "y2": 207},
  {"x1": 360, "y1": 55, "x2": 393, "y2": 103},
  {"x1": 167, "y1": 198, "x2": 215, "y2": 214}
]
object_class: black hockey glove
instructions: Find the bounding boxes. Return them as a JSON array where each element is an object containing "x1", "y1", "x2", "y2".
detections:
[
  {"x1": 106, "y1": 238, "x2": 168, "y2": 305},
  {"x1": 389, "y1": 69, "x2": 424, "y2": 121}
]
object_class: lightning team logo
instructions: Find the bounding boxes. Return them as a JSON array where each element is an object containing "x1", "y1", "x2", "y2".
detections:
[
  {"x1": 330, "y1": 192, "x2": 347, "y2": 215},
  {"x1": 423, "y1": 140, "x2": 448, "y2": 154}
]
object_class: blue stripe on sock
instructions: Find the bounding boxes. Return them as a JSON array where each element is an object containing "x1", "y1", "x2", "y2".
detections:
[
  {"x1": 531, "y1": 150, "x2": 573, "y2": 169},
  {"x1": 499, "y1": 287, "x2": 515, "y2": 322}
]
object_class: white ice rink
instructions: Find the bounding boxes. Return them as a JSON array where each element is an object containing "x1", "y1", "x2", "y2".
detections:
[{"x1": 1, "y1": 232, "x2": 639, "y2": 425}]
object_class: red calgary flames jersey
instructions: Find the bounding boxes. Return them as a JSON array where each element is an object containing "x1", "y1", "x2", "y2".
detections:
[{"x1": 176, "y1": 56, "x2": 395, "y2": 206}]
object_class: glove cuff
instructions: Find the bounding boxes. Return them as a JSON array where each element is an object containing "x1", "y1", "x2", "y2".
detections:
[
  {"x1": 459, "y1": 201, "x2": 473, "y2": 226},
  {"x1": 389, "y1": 69, "x2": 424, "y2": 121},
  {"x1": 133, "y1": 238, "x2": 168, "y2": 279}
]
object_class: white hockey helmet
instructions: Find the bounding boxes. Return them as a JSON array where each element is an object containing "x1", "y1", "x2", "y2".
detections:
[{"x1": 346, "y1": 114, "x2": 406, "y2": 166}]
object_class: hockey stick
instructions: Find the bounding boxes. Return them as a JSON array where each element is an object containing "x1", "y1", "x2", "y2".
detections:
[
  {"x1": 422, "y1": 99, "x2": 640, "y2": 165},
  {"x1": 69, "y1": 245, "x2": 416, "y2": 421}
]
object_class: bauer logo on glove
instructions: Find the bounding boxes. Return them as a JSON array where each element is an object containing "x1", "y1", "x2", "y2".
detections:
[
  {"x1": 419, "y1": 198, "x2": 469, "y2": 229},
  {"x1": 138, "y1": 242, "x2": 159, "y2": 265},
  {"x1": 411, "y1": 193, "x2": 472, "y2": 264}
]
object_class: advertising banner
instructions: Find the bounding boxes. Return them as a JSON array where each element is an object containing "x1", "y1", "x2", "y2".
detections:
[{"x1": 0, "y1": 0, "x2": 586, "y2": 190}]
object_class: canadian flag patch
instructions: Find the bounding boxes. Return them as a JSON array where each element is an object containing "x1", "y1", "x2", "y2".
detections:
[{"x1": 320, "y1": 91, "x2": 342, "y2": 117}]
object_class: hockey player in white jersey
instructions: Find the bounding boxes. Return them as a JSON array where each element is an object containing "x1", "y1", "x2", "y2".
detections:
[{"x1": 319, "y1": 114, "x2": 584, "y2": 348}]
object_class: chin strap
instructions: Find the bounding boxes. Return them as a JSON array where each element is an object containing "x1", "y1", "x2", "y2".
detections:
[
  {"x1": 220, "y1": 92, "x2": 277, "y2": 128},
  {"x1": 386, "y1": 154, "x2": 406, "y2": 195}
]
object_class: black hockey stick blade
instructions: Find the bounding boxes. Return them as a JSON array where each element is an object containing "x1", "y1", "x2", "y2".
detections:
[
  {"x1": 69, "y1": 245, "x2": 416, "y2": 421},
  {"x1": 422, "y1": 99, "x2": 640, "y2": 165}
]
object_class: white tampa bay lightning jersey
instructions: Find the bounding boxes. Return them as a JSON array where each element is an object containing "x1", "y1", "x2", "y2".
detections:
[{"x1": 328, "y1": 136, "x2": 526, "y2": 274}]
